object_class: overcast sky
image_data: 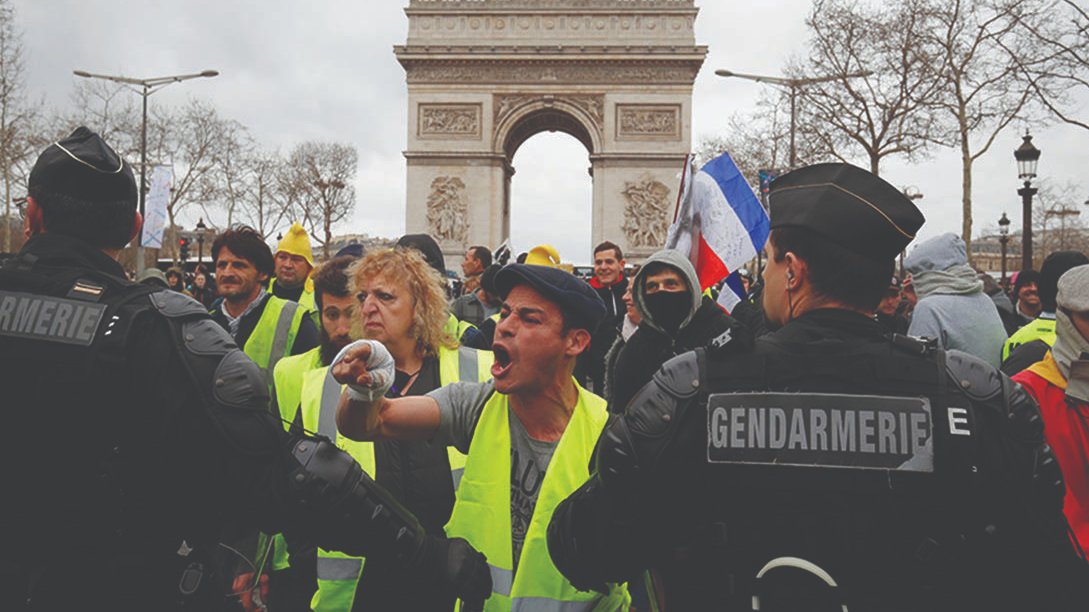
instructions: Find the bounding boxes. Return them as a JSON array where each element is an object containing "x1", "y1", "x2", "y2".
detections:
[{"x1": 14, "y1": 0, "x2": 1088, "y2": 265}]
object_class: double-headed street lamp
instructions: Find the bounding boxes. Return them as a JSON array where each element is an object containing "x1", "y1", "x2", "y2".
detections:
[
  {"x1": 714, "y1": 68, "x2": 872, "y2": 169},
  {"x1": 1013, "y1": 131, "x2": 1040, "y2": 271},
  {"x1": 72, "y1": 69, "x2": 219, "y2": 274},
  {"x1": 998, "y1": 212, "x2": 1011, "y2": 287}
]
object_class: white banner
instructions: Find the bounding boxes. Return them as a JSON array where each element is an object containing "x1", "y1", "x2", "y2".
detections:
[{"x1": 140, "y1": 165, "x2": 173, "y2": 249}]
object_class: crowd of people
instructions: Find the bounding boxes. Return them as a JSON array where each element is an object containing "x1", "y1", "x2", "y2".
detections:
[{"x1": 3, "y1": 126, "x2": 1088, "y2": 612}]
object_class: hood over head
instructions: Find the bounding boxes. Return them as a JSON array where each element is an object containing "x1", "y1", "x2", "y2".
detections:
[
  {"x1": 632, "y1": 249, "x2": 702, "y2": 334},
  {"x1": 904, "y1": 232, "x2": 967, "y2": 274}
]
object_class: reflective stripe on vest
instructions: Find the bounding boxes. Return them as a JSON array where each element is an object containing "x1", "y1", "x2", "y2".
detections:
[
  {"x1": 302, "y1": 365, "x2": 374, "y2": 612},
  {"x1": 445, "y1": 381, "x2": 630, "y2": 612},
  {"x1": 243, "y1": 295, "x2": 304, "y2": 387}
]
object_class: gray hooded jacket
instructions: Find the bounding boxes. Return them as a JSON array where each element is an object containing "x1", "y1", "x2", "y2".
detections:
[{"x1": 905, "y1": 233, "x2": 1007, "y2": 367}]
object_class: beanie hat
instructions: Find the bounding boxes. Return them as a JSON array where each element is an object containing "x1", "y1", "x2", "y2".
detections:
[
  {"x1": 276, "y1": 222, "x2": 314, "y2": 268},
  {"x1": 1039, "y1": 251, "x2": 1089, "y2": 313}
]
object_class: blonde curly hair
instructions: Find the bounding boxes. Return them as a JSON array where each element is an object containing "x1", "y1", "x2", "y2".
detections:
[{"x1": 348, "y1": 247, "x2": 457, "y2": 357}]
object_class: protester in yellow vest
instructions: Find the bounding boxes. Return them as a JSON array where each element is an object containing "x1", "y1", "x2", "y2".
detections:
[
  {"x1": 333, "y1": 264, "x2": 631, "y2": 611},
  {"x1": 209, "y1": 225, "x2": 318, "y2": 386},
  {"x1": 296, "y1": 245, "x2": 490, "y2": 611},
  {"x1": 1002, "y1": 251, "x2": 1089, "y2": 373},
  {"x1": 270, "y1": 221, "x2": 317, "y2": 313},
  {"x1": 264, "y1": 256, "x2": 359, "y2": 610},
  {"x1": 207, "y1": 225, "x2": 319, "y2": 607}
]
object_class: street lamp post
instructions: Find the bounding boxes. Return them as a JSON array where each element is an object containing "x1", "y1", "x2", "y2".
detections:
[
  {"x1": 1013, "y1": 131, "x2": 1040, "y2": 271},
  {"x1": 72, "y1": 69, "x2": 219, "y2": 274},
  {"x1": 714, "y1": 68, "x2": 872, "y2": 169},
  {"x1": 195, "y1": 217, "x2": 207, "y2": 265},
  {"x1": 998, "y1": 212, "x2": 1011, "y2": 288}
]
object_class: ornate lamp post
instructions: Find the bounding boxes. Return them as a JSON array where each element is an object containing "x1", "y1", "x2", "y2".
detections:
[
  {"x1": 195, "y1": 217, "x2": 207, "y2": 265},
  {"x1": 1013, "y1": 131, "x2": 1040, "y2": 271},
  {"x1": 998, "y1": 212, "x2": 1010, "y2": 288}
]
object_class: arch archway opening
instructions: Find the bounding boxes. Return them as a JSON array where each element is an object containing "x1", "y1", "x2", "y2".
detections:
[{"x1": 508, "y1": 131, "x2": 593, "y2": 266}]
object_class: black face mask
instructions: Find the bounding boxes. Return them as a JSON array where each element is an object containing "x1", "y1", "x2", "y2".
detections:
[{"x1": 643, "y1": 290, "x2": 691, "y2": 334}]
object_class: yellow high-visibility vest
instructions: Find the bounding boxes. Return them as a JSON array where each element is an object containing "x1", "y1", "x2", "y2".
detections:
[
  {"x1": 1002, "y1": 315, "x2": 1056, "y2": 361},
  {"x1": 445, "y1": 381, "x2": 630, "y2": 611}
]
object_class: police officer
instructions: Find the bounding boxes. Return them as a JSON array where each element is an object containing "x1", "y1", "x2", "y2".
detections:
[
  {"x1": 0, "y1": 127, "x2": 491, "y2": 611},
  {"x1": 547, "y1": 162, "x2": 1088, "y2": 611}
]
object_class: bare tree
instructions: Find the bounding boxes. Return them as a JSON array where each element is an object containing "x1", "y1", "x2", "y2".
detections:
[
  {"x1": 795, "y1": 0, "x2": 943, "y2": 175},
  {"x1": 145, "y1": 99, "x2": 240, "y2": 261},
  {"x1": 696, "y1": 92, "x2": 832, "y2": 187},
  {"x1": 1005, "y1": 0, "x2": 1089, "y2": 131},
  {"x1": 57, "y1": 80, "x2": 140, "y2": 154},
  {"x1": 285, "y1": 141, "x2": 357, "y2": 259},
  {"x1": 1032, "y1": 180, "x2": 1089, "y2": 260},
  {"x1": 235, "y1": 148, "x2": 297, "y2": 240},
  {"x1": 0, "y1": 0, "x2": 37, "y2": 252},
  {"x1": 923, "y1": 0, "x2": 1057, "y2": 257}
]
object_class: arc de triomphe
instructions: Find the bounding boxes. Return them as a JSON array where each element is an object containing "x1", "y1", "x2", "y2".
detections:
[{"x1": 396, "y1": 0, "x2": 707, "y2": 262}]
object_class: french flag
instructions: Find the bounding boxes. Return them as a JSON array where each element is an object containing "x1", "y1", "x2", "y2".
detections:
[{"x1": 665, "y1": 152, "x2": 770, "y2": 313}]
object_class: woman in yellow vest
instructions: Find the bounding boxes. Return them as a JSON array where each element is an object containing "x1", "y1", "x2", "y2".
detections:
[
  {"x1": 307, "y1": 246, "x2": 490, "y2": 611},
  {"x1": 333, "y1": 264, "x2": 631, "y2": 611}
]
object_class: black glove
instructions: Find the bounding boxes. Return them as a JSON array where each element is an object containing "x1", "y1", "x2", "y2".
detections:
[{"x1": 418, "y1": 535, "x2": 491, "y2": 610}]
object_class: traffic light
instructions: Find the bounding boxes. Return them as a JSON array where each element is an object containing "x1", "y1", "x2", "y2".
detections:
[{"x1": 179, "y1": 238, "x2": 190, "y2": 262}]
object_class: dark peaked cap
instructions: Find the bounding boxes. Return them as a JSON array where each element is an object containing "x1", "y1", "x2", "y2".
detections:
[
  {"x1": 769, "y1": 163, "x2": 924, "y2": 260},
  {"x1": 29, "y1": 126, "x2": 137, "y2": 206}
]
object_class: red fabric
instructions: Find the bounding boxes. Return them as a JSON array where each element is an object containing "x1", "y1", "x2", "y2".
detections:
[
  {"x1": 695, "y1": 233, "x2": 729, "y2": 291},
  {"x1": 1012, "y1": 369, "x2": 1089, "y2": 552},
  {"x1": 589, "y1": 274, "x2": 625, "y2": 290}
]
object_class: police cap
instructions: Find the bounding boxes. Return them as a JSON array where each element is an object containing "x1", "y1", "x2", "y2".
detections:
[
  {"x1": 28, "y1": 126, "x2": 137, "y2": 207},
  {"x1": 769, "y1": 163, "x2": 924, "y2": 260}
]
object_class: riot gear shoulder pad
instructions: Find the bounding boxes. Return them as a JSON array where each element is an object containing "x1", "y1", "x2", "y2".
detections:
[
  {"x1": 944, "y1": 350, "x2": 1003, "y2": 402},
  {"x1": 148, "y1": 289, "x2": 209, "y2": 319},
  {"x1": 653, "y1": 349, "x2": 704, "y2": 400},
  {"x1": 598, "y1": 349, "x2": 705, "y2": 487}
]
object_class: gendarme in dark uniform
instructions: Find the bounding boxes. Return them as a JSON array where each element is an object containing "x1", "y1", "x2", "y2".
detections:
[
  {"x1": 0, "y1": 127, "x2": 490, "y2": 611},
  {"x1": 548, "y1": 163, "x2": 1088, "y2": 611}
]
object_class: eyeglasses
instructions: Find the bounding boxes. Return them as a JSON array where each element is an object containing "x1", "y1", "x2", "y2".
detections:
[{"x1": 13, "y1": 197, "x2": 27, "y2": 219}]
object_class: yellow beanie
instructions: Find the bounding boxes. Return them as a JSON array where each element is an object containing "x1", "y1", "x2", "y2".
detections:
[
  {"x1": 276, "y1": 222, "x2": 314, "y2": 268},
  {"x1": 525, "y1": 244, "x2": 561, "y2": 267}
]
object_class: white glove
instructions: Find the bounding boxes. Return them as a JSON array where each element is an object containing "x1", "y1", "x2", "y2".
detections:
[{"x1": 331, "y1": 339, "x2": 396, "y2": 403}]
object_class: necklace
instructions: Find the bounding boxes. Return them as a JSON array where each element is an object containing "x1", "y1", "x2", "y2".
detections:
[{"x1": 390, "y1": 366, "x2": 423, "y2": 397}]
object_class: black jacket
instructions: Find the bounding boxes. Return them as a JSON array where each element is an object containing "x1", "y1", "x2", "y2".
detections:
[
  {"x1": 606, "y1": 295, "x2": 741, "y2": 413},
  {"x1": 551, "y1": 309, "x2": 1087, "y2": 611},
  {"x1": 576, "y1": 276, "x2": 628, "y2": 392},
  {"x1": 0, "y1": 235, "x2": 301, "y2": 609}
]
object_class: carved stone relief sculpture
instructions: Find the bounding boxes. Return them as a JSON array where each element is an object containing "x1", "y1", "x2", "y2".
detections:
[
  {"x1": 616, "y1": 104, "x2": 680, "y2": 139},
  {"x1": 621, "y1": 175, "x2": 671, "y2": 248},
  {"x1": 419, "y1": 104, "x2": 481, "y2": 138},
  {"x1": 427, "y1": 176, "x2": 469, "y2": 243}
]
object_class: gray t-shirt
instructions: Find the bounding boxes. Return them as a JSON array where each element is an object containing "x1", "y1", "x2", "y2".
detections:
[{"x1": 429, "y1": 380, "x2": 558, "y2": 570}]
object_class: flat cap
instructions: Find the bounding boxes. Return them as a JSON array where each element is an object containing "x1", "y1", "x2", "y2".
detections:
[
  {"x1": 1057, "y1": 264, "x2": 1089, "y2": 312},
  {"x1": 28, "y1": 126, "x2": 137, "y2": 206},
  {"x1": 495, "y1": 263, "x2": 606, "y2": 333},
  {"x1": 769, "y1": 162, "x2": 924, "y2": 260}
]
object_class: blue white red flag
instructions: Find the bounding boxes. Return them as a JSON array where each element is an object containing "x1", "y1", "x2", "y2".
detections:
[{"x1": 665, "y1": 151, "x2": 770, "y2": 313}]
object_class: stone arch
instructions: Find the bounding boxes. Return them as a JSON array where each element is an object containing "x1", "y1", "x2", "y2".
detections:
[
  {"x1": 493, "y1": 97, "x2": 602, "y2": 158},
  {"x1": 397, "y1": 0, "x2": 707, "y2": 265}
]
